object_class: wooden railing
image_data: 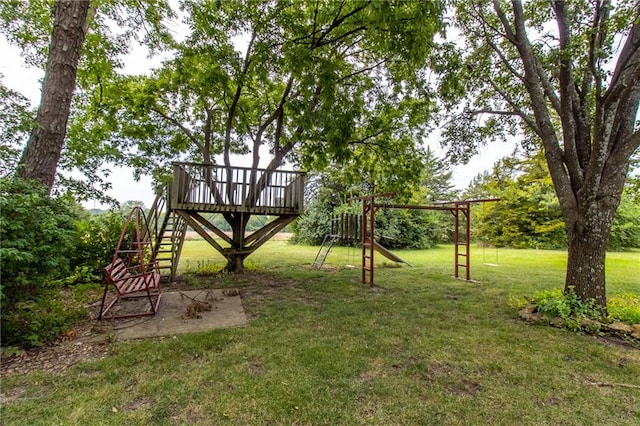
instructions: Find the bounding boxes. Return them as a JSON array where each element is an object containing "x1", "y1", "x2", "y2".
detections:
[{"x1": 169, "y1": 162, "x2": 305, "y2": 214}]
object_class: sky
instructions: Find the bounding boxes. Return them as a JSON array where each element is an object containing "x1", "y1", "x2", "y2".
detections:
[{"x1": 1, "y1": 29, "x2": 515, "y2": 210}]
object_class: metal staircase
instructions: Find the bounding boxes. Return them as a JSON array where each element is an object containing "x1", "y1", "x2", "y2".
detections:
[{"x1": 313, "y1": 234, "x2": 339, "y2": 269}]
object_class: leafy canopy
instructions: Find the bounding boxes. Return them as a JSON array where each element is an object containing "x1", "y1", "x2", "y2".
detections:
[{"x1": 67, "y1": 0, "x2": 449, "y2": 192}]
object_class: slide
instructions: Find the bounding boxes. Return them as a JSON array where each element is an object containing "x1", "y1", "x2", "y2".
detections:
[{"x1": 373, "y1": 241, "x2": 411, "y2": 266}]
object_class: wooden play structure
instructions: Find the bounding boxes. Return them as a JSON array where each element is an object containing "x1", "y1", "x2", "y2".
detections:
[
  {"x1": 313, "y1": 212, "x2": 410, "y2": 269},
  {"x1": 99, "y1": 207, "x2": 161, "y2": 319},
  {"x1": 146, "y1": 163, "x2": 305, "y2": 280},
  {"x1": 350, "y1": 192, "x2": 500, "y2": 287},
  {"x1": 101, "y1": 162, "x2": 305, "y2": 318}
]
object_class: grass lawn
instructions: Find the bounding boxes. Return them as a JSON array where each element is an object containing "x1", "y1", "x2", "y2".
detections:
[{"x1": 1, "y1": 240, "x2": 639, "y2": 425}]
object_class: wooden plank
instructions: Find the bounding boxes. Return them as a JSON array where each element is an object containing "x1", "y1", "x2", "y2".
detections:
[
  {"x1": 175, "y1": 211, "x2": 225, "y2": 253},
  {"x1": 189, "y1": 211, "x2": 234, "y2": 245},
  {"x1": 171, "y1": 163, "x2": 305, "y2": 213},
  {"x1": 245, "y1": 215, "x2": 296, "y2": 250}
]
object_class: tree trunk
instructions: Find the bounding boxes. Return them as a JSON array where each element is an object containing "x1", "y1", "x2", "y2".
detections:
[
  {"x1": 564, "y1": 200, "x2": 617, "y2": 313},
  {"x1": 225, "y1": 252, "x2": 248, "y2": 273},
  {"x1": 16, "y1": 0, "x2": 90, "y2": 191},
  {"x1": 224, "y1": 213, "x2": 249, "y2": 273}
]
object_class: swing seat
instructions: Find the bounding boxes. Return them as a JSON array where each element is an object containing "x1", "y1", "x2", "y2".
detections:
[{"x1": 99, "y1": 257, "x2": 161, "y2": 319}]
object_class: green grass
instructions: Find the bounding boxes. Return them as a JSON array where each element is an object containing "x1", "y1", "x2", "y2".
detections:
[{"x1": 2, "y1": 241, "x2": 639, "y2": 425}]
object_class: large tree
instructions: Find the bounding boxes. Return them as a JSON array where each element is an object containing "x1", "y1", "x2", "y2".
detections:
[
  {"x1": 445, "y1": 1, "x2": 640, "y2": 310},
  {"x1": 14, "y1": 0, "x2": 90, "y2": 190},
  {"x1": 1, "y1": 0, "x2": 174, "y2": 194},
  {"x1": 76, "y1": 0, "x2": 448, "y2": 271}
]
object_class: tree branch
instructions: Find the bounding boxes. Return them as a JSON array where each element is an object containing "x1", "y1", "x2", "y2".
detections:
[
  {"x1": 316, "y1": 25, "x2": 367, "y2": 48},
  {"x1": 338, "y1": 57, "x2": 388, "y2": 82},
  {"x1": 605, "y1": 21, "x2": 640, "y2": 102},
  {"x1": 486, "y1": 79, "x2": 539, "y2": 134},
  {"x1": 150, "y1": 106, "x2": 204, "y2": 153},
  {"x1": 224, "y1": 28, "x2": 257, "y2": 169},
  {"x1": 312, "y1": 1, "x2": 371, "y2": 48},
  {"x1": 497, "y1": 0, "x2": 576, "y2": 212},
  {"x1": 347, "y1": 129, "x2": 386, "y2": 146},
  {"x1": 251, "y1": 76, "x2": 295, "y2": 170},
  {"x1": 552, "y1": 0, "x2": 584, "y2": 189}
]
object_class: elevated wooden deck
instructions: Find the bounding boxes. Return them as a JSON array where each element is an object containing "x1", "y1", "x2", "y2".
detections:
[{"x1": 169, "y1": 163, "x2": 305, "y2": 215}]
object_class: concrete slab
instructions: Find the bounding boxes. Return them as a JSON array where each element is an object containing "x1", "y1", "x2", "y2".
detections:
[{"x1": 92, "y1": 289, "x2": 247, "y2": 341}]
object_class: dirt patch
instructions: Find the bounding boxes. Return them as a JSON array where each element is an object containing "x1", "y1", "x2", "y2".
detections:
[
  {"x1": 1, "y1": 338, "x2": 109, "y2": 378},
  {"x1": 597, "y1": 334, "x2": 640, "y2": 349},
  {"x1": 446, "y1": 378, "x2": 482, "y2": 397}
]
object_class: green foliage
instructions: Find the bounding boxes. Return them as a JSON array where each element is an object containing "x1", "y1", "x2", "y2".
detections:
[
  {"x1": 531, "y1": 288, "x2": 640, "y2": 330},
  {"x1": 375, "y1": 209, "x2": 440, "y2": 250},
  {"x1": 0, "y1": 177, "x2": 78, "y2": 302},
  {"x1": 0, "y1": 178, "x2": 110, "y2": 348},
  {"x1": 1, "y1": 284, "x2": 99, "y2": 348},
  {"x1": 532, "y1": 287, "x2": 604, "y2": 331},
  {"x1": 0, "y1": 0, "x2": 175, "y2": 197},
  {"x1": 290, "y1": 199, "x2": 333, "y2": 246},
  {"x1": 292, "y1": 152, "x2": 455, "y2": 248},
  {"x1": 447, "y1": 1, "x2": 639, "y2": 309},
  {"x1": 68, "y1": 211, "x2": 126, "y2": 276},
  {"x1": 0, "y1": 79, "x2": 33, "y2": 176},
  {"x1": 469, "y1": 150, "x2": 640, "y2": 250},
  {"x1": 471, "y1": 150, "x2": 566, "y2": 249},
  {"x1": 608, "y1": 293, "x2": 640, "y2": 325},
  {"x1": 63, "y1": 0, "x2": 446, "y2": 193},
  {"x1": 608, "y1": 185, "x2": 640, "y2": 250}
]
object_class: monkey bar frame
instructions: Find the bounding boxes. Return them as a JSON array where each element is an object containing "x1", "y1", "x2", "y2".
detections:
[{"x1": 350, "y1": 193, "x2": 499, "y2": 287}]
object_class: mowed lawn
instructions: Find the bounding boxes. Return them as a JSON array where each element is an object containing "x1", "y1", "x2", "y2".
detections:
[{"x1": 2, "y1": 239, "x2": 639, "y2": 425}]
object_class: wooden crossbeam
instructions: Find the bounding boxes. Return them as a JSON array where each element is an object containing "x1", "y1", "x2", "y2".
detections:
[
  {"x1": 244, "y1": 215, "x2": 296, "y2": 250},
  {"x1": 190, "y1": 211, "x2": 234, "y2": 245},
  {"x1": 175, "y1": 211, "x2": 225, "y2": 253}
]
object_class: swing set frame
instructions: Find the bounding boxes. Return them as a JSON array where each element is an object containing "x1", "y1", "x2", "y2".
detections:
[{"x1": 349, "y1": 193, "x2": 499, "y2": 287}]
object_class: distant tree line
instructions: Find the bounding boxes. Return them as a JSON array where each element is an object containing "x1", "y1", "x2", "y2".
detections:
[{"x1": 293, "y1": 147, "x2": 640, "y2": 251}]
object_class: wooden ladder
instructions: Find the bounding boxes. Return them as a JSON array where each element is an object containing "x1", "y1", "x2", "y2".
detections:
[
  {"x1": 361, "y1": 197, "x2": 375, "y2": 287},
  {"x1": 453, "y1": 202, "x2": 471, "y2": 281}
]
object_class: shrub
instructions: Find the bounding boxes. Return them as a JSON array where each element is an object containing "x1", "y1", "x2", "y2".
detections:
[
  {"x1": 532, "y1": 287, "x2": 604, "y2": 330},
  {"x1": 69, "y1": 211, "x2": 127, "y2": 276},
  {"x1": 375, "y1": 209, "x2": 442, "y2": 249},
  {"x1": 0, "y1": 177, "x2": 78, "y2": 303},
  {"x1": 608, "y1": 187, "x2": 640, "y2": 250},
  {"x1": 1, "y1": 284, "x2": 100, "y2": 348},
  {"x1": 290, "y1": 200, "x2": 332, "y2": 245},
  {"x1": 608, "y1": 293, "x2": 640, "y2": 324}
]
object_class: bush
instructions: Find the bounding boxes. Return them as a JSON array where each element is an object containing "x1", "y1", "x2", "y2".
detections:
[
  {"x1": 375, "y1": 209, "x2": 442, "y2": 249},
  {"x1": 290, "y1": 200, "x2": 332, "y2": 245},
  {"x1": 69, "y1": 211, "x2": 127, "y2": 277},
  {"x1": 608, "y1": 293, "x2": 640, "y2": 324},
  {"x1": 0, "y1": 177, "x2": 78, "y2": 302},
  {"x1": 1, "y1": 284, "x2": 100, "y2": 348},
  {"x1": 608, "y1": 187, "x2": 640, "y2": 250},
  {"x1": 531, "y1": 288, "x2": 640, "y2": 331},
  {"x1": 0, "y1": 177, "x2": 114, "y2": 348},
  {"x1": 532, "y1": 287, "x2": 604, "y2": 330}
]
